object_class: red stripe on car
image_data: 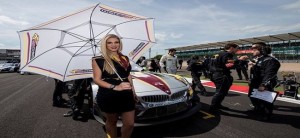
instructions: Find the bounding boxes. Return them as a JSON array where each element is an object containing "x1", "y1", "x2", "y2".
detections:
[{"x1": 133, "y1": 74, "x2": 171, "y2": 95}]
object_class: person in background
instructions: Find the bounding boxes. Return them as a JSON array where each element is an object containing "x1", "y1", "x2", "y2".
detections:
[
  {"x1": 186, "y1": 55, "x2": 207, "y2": 96},
  {"x1": 92, "y1": 34, "x2": 137, "y2": 138},
  {"x1": 155, "y1": 59, "x2": 161, "y2": 73},
  {"x1": 139, "y1": 56, "x2": 147, "y2": 69},
  {"x1": 52, "y1": 79, "x2": 68, "y2": 107},
  {"x1": 202, "y1": 55, "x2": 211, "y2": 78},
  {"x1": 248, "y1": 42, "x2": 280, "y2": 121},
  {"x1": 209, "y1": 43, "x2": 239, "y2": 112},
  {"x1": 235, "y1": 55, "x2": 249, "y2": 80},
  {"x1": 149, "y1": 59, "x2": 158, "y2": 72},
  {"x1": 63, "y1": 78, "x2": 92, "y2": 120},
  {"x1": 178, "y1": 59, "x2": 183, "y2": 69},
  {"x1": 159, "y1": 48, "x2": 178, "y2": 74}
]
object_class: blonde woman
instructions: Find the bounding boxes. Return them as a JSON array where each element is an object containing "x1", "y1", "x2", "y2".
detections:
[{"x1": 92, "y1": 34, "x2": 137, "y2": 138}]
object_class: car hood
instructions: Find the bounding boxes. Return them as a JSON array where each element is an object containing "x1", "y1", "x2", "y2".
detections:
[{"x1": 131, "y1": 72, "x2": 188, "y2": 94}]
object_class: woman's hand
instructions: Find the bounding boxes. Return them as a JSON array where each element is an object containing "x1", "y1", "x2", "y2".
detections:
[{"x1": 113, "y1": 82, "x2": 132, "y2": 91}]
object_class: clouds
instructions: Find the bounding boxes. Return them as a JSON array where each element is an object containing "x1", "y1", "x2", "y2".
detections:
[
  {"x1": 0, "y1": 0, "x2": 299, "y2": 58},
  {"x1": 0, "y1": 16, "x2": 29, "y2": 25},
  {"x1": 280, "y1": 0, "x2": 300, "y2": 12}
]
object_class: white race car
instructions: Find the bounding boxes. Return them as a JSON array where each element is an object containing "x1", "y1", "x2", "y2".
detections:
[{"x1": 92, "y1": 61, "x2": 201, "y2": 126}]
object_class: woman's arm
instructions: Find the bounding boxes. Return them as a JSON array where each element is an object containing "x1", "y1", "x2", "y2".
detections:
[{"x1": 92, "y1": 59, "x2": 114, "y2": 89}]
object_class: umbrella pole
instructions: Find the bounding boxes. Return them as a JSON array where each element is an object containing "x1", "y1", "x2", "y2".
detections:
[{"x1": 105, "y1": 60, "x2": 124, "y2": 82}]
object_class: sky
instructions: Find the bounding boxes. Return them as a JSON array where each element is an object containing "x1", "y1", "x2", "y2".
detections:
[{"x1": 1, "y1": 0, "x2": 300, "y2": 58}]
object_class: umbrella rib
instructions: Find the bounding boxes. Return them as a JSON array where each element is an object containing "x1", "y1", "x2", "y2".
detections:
[
  {"x1": 62, "y1": 39, "x2": 93, "y2": 81},
  {"x1": 89, "y1": 3, "x2": 100, "y2": 57},
  {"x1": 20, "y1": 28, "x2": 92, "y2": 44}
]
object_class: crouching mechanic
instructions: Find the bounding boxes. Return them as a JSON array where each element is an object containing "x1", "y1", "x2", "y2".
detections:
[
  {"x1": 187, "y1": 55, "x2": 207, "y2": 96},
  {"x1": 64, "y1": 78, "x2": 93, "y2": 120},
  {"x1": 248, "y1": 42, "x2": 280, "y2": 121}
]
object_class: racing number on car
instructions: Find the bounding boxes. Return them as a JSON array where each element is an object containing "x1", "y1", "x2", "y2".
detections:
[{"x1": 199, "y1": 110, "x2": 215, "y2": 119}]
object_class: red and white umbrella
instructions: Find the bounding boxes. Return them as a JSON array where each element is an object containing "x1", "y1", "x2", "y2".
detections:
[{"x1": 18, "y1": 3, "x2": 155, "y2": 82}]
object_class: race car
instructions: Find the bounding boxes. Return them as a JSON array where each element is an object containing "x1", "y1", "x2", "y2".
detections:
[{"x1": 91, "y1": 61, "x2": 201, "y2": 127}]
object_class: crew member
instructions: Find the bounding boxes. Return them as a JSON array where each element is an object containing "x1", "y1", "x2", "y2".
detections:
[
  {"x1": 209, "y1": 43, "x2": 239, "y2": 111},
  {"x1": 187, "y1": 55, "x2": 207, "y2": 96},
  {"x1": 248, "y1": 42, "x2": 280, "y2": 121}
]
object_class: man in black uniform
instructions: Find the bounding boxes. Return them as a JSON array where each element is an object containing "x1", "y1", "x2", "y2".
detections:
[
  {"x1": 52, "y1": 79, "x2": 68, "y2": 107},
  {"x1": 187, "y1": 55, "x2": 207, "y2": 96},
  {"x1": 209, "y1": 43, "x2": 239, "y2": 111},
  {"x1": 248, "y1": 42, "x2": 280, "y2": 121},
  {"x1": 235, "y1": 55, "x2": 249, "y2": 80},
  {"x1": 203, "y1": 55, "x2": 211, "y2": 78},
  {"x1": 64, "y1": 78, "x2": 93, "y2": 120}
]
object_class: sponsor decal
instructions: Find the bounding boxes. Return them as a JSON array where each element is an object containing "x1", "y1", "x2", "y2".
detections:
[
  {"x1": 133, "y1": 73, "x2": 171, "y2": 94},
  {"x1": 70, "y1": 69, "x2": 93, "y2": 74},
  {"x1": 147, "y1": 98, "x2": 186, "y2": 108},
  {"x1": 129, "y1": 42, "x2": 145, "y2": 57},
  {"x1": 99, "y1": 8, "x2": 140, "y2": 20}
]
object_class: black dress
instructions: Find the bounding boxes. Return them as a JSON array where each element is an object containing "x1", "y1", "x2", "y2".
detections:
[{"x1": 95, "y1": 56, "x2": 135, "y2": 113}]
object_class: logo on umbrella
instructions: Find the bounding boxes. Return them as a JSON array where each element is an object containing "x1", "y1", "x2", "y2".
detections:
[
  {"x1": 70, "y1": 69, "x2": 93, "y2": 75},
  {"x1": 30, "y1": 33, "x2": 39, "y2": 60},
  {"x1": 129, "y1": 42, "x2": 145, "y2": 57}
]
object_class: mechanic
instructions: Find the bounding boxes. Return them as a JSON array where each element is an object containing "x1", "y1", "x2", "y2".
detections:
[
  {"x1": 209, "y1": 43, "x2": 239, "y2": 112},
  {"x1": 186, "y1": 55, "x2": 207, "y2": 96},
  {"x1": 248, "y1": 42, "x2": 280, "y2": 121},
  {"x1": 63, "y1": 78, "x2": 92, "y2": 120},
  {"x1": 52, "y1": 79, "x2": 68, "y2": 107}
]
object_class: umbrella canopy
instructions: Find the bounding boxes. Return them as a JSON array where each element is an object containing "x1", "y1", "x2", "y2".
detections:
[{"x1": 18, "y1": 3, "x2": 155, "y2": 82}]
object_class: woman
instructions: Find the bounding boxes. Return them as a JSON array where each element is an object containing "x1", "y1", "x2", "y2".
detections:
[{"x1": 92, "y1": 34, "x2": 137, "y2": 138}]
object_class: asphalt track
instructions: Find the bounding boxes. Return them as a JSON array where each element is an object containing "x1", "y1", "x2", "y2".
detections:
[{"x1": 0, "y1": 73, "x2": 300, "y2": 138}]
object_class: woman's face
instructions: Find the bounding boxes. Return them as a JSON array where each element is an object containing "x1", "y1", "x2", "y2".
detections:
[{"x1": 106, "y1": 37, "x2": 120, "y2": 52}]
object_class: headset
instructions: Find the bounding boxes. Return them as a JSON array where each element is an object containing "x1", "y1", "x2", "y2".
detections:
[{"x1": 253, "y1": 42, "x2": 271, "y2": 56}]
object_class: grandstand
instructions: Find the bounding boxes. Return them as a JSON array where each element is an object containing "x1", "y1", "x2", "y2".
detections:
[{"x1": 174, "y1": 31, "x2": 300, "y2": 61}]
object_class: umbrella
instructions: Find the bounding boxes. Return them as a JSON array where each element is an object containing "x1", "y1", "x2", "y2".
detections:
[{"x1": 18, "y1": 3, "x2": 156, "y2": 82}]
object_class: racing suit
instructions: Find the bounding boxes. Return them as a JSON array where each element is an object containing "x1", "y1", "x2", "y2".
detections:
[
  {"x1": 159, "y1": 54, "x2": 178, "y2": 74},
  {"x1": 210, "y1": 51, "x2": 234, "y2": 109},
  {"x1": 67, "y1": 79, "x2": 92, "y2": 119},
  {"x1": 187, "y1": 58, "x2": 207, "y2": 95}
]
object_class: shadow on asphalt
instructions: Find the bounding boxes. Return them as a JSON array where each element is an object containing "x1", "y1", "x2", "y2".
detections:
[
  {"x1": 272, "y1": 105, "x2": 300, "y2": 129},
  {"x1": 210, "y1": 104, "x2": 300, "y2": 129},
  {"x1": 202, "y1": 91, "x2": 240, "y2": 97},
  {"x1": 131, "y1": 103, "x2": 221, "y2": 138}
]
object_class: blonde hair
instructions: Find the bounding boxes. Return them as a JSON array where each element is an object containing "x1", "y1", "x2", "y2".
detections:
[{"x1": 100, "y1": 34, "x2": 123, "y2": 74}]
